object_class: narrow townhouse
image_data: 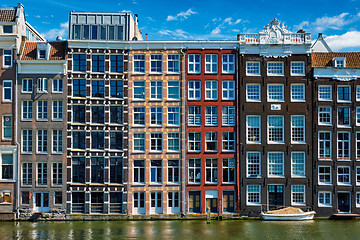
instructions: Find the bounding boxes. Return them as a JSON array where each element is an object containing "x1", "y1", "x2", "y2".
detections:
[
  {"x1": 238, "y1": 19, "x2": 313, "y2": 216},
  {"x1": 66, "y1": 11, "x2": 142, "y2": 216},
  {"x1": 312, "y1": 52, "x2": 360, "y2": 217},
  {"x1": 16, "y1": 41, "x2": 67, "y2": 218}
]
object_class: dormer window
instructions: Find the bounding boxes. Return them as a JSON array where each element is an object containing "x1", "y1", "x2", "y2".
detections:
[
  {"x1": 39, "y1": 50, "x2": 46, "y2": 59},
  {"x1": 334, "y1": 57, "x2": 346, "y2": 68},
  {"x1": 3, "y1": 25, "x2": 13, "y2": 34},
  {"x1": 36, "y1": 42, "x2": 50, "y2": 60}
]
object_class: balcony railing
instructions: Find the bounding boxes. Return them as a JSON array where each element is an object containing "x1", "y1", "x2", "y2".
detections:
[
  {"x1": 72, "y1": 203, "x2": 85, "y2": 213},
  {"x1": 91, "y1": 203, "x2": 104, "y2": 214},
  {"x1": 109, "y1": 203, "x2": 122, "y2": 214}
]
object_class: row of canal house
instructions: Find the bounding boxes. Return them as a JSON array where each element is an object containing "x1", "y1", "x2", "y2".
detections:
[{"x1": 2, "y1": 6, "x2": 360, "y2": 219}]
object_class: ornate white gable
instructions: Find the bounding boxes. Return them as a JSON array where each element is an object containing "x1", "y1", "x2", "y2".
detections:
[{"x1": 259, "y1": 19, "x2": 291, "y2": 44}]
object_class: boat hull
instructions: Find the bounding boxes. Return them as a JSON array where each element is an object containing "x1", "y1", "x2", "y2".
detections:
[{"x1": 261, "y1": 211, "x2": 316, "y2": 221}]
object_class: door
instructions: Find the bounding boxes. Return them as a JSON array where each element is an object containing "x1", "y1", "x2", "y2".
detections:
[
  {"x1": 150, "y1": 192, "x2": 162, "y2": 214},
  {"x1": 34, "y1": 192, "x2": 50, "y2": 212},
  {"x1": 206, "y1": 198, "x2": 218, "y2": 213},
  {"x1": 338, "y1": 192, "x2": 350, "y2": 213},
  {"x1": 168, "y1": 191, "x2": 180, "y2": 214},
  {"x1": 268, "y1": 185, "x2": 284, "y2": 210},
  {"x1": 133, "y1": 192, "x2": 145, "y2": 215}
]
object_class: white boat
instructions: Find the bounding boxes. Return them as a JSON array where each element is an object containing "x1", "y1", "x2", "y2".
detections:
[{"x1": 261, "y1": 207, "x2": 316, "y2": 221}]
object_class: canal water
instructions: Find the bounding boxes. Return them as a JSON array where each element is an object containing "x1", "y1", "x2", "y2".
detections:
[{"x1": 0, "y1": 220, "x2": 359, "y2": 240}]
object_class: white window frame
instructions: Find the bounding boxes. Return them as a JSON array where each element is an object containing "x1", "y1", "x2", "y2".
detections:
[
  {"x1": 267, "y1": 61, "x2": 284, "y2": 76},
  {"x1": 133, "y1": 160, "x2": 145, "y2": 184},
  {"x1": 188, "y1": 81, "x2": 201, "y2": 100},
  {"x1": 222, "y1": 54, "x2": 235, "y2": 74},
  {"x1": 205, "y1": 54, "x2": 218, "y2": 73},
  {"x1": 3, "y1": 50, "x2": 12, "y2": 68},
  {"x1": 318, "y1": 106, "x2": 332, "y2": 126},
  {"x1": 167, "y1": 81, "x2": 180, "y2": 100},
  {"x1": 2, "y1": 80, "x2": 12, "y2": 102},
  {"x1": 246, "y1": 152, "x2": 261, "y2": 178},
  {"x1": 205, "y1": 158, "x2": 218, "y2": 183},
  {"x1": 318, "y1": 191, "x2": 332, "y2": 207},
  {"x1": 222, "y1": 106, "x2": 235, "y2": 126},
  {"x1": 167, "y1": 54, "x2": 180, "y2": 74},
  {"x1": 52, "y1": 79, "x2": 63, "y2": 93},
  {"x1": 356, "y1": 85, "x2": 360, "y2": 102},
  {"x1": 52, "y1": 130, "x2": 63, "y2": 154},
  {"x1": 150, "y1": 160, "x2": 162, "y2": 184},
  {"x1": 334, "y1": 57, "x2": 346, "y2": 68},
  {"x1": 188, "y1": 54, "x2": 201, "y2": 74},
  {"x1": 37, "y1": 162, "x2": 47, "y2": 186},
  {"x1": 267, "y1": 152, "x2": 284, "y2": 178},
  {"x1": 337, "y1": 166, "x2": 351, "y2": 186},
  {"x1": 246, "y1": 61, "x2": 260, "y2": 76},
  {"x1": 318, "y1": 85, "x2": 332, "y2": 101},
  {"x1": 337, "y1": 107, "x2": 350, "y2": 128},
  {"x1": 150, "y1": 133, "x2": 163, "y2": 152},
  {"x1": 246, "y1": 185, "x2": 261, "y2": 206},
  {"x1": 133, "y1": 54, "x2": 145, "y2": 74},
  {"x1": 337, "y1": 85, "x2": 351, "y2": 103},
  {"x1": 188, "y1": 158, "x2": 201, "y2": 183},
  {"x1": 222, "y1": 132, "x2": 235, "y2": 151},
  {"x1": 133, "y1": 133, "x2": 145, "y2": 152},
  {"x1": 222, "y1": 80, "x2": 235, "y2": 100},
  {"x1": 150, "y1": 54, "x2": 163, "y2": 74},
  {"x1": 188, "y1": 106, "x2": 201, "y2": 126},
  {"x1": 188, "y1": 132, "x2": 201, "y2": 152},
  {"x1": 22, "y1": 101, "x2": 33, "y2": 120},
  {"x1": 267, "y1": 116, "x2": 284, "y2": 144},
  {"x1": 167, "y1": 133, "x2": 180, "y2": 152},
  {"x1": 291, "y1": 115, "x2": 305, "y2": 144},
  {"x1": 205, "y1": 106, "x2": 218, "y2": 126},
  {"x1": 22, "y1": 129, "x2": 32, "y2": 153},
  {"x1": 167, "y1": 159, "x2": 180, "y2": 183},
  {"x1": 337, "y1": 132, "x2": 350, "y2": 160},
  {"x1": 356, "y1": 193, "x2": 360, "y2": 208},
  {"x1": 290, "y1": 61, "x2": 305, "y2": 76},
  {"x1": 318, "y1": 166, "x2": 332, "y2": 185},
  {"x1": 52, "y1": 101, "x2": 63, "y2": 120},
  {"x1": 246, "y1": 115, "x2": 261, "y2": 144},
  {"x1": 37, "y1": 78, "x2": 48, "y2": 93},
  {"x1": 150, "y1": 106, "x2": 163, "y2": 126},
  {"x1": 22, "y1": 162, "x2": 32, "y2": 185},
  {"x1": 356, "y1": 166, "x2": 360, "y2": 186},
  {"x1": 318, "y1": 131, "x2": 332, "y2": 160},
  {"x1": 222, "y1": 158, "x2": 235, "y2": 183},
  {"x1": 246, "y1": 84, "x2": 261, "y2": 102},
  {"x1": 291, "y1": 185, "x2": 305, "y2": 206},
  {"x1": 37, "y1": 130, "x2": 48, "y2": 154},
  {"x1": 167, "y1": 107, "x2": 180, "y2": 126},
  {"x1": 22, "y1": 79, "x2": 33, "y2": 93},
  {"x1": 290, "y1": 84, "x2": 305, "y2": 102},
  {"x1": 291, "y1": 152, "x2": 305, "y2": 178},
  {"x1": 356, "y1": 107, "x2": 360, "y2": 126},
  {"x1": 133, "y1": 107, "x2": 145, "y2": 126},
  {"x1": 150, "y1": 81, "x2": 162, "y2": 100},
  {"x1": 37, "y1": 101, "x2": 48, "y2": 120},
  {"x1": 357, "y1": 132, "x2": 360, "y2": 161},
  {"x1": 205, "y1": 80, "x2": 218, "y2": 100},
  {"x1": 52, "y1": 162, "x2": 62, "y2": 186},
  {"x1": 133, "y1": 81, "x2": 146, "y2": 100},
  {"x1": 267, "y1": 84, "x2": 284, "y2": 102},
  {"x1": 205, "y1": 132, "x2": 218, "y2": 152},
  {"x1": 2, "y1": 115, "x2": 12, "y2": 140}
]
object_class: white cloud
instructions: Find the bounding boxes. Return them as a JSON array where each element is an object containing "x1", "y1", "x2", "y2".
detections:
[
  {"x1": 166, "y1": 8, "x2": 197, "y2": 21},
  {"x1": 146, "y1": 17, "x2": 155, "y2": 22},
  {"x1": 35, "y1": 15, "x2": 41, "y2": 18},
  {"x1": 224, "y1": 17, "x2": 241, "y2": 25},
  {"x1": 324, "y1": 31, "x2": 360, "y2": 51},
  {"x1": 211, "y1": 27, "x2": 221, "y2": 35},
  {"x1": 313, "y1": 13, "x2": 351, "y2": 31},
  {"x1": 158, "y1": 29, "x2": 189, "y2": 39},
  {"x1": 41, "y1": 21, "x2": 68, "y2": 40},
  {"x1": 294, "y1": 21, "x2": 309, "y2": 30}
]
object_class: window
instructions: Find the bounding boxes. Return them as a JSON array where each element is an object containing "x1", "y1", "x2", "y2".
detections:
[
  {"x1": 318, "y1": 166, "x2": 331, "y2": 185},
  {"x1": 338, "y1": 107, "x2": 350, "y2": 127},
  {"x1": 318, "y1": 85, "x2": 332, "y2": 101},
  {"x1": 247, "y1": 115, "x2": 261, "y2": 144},
  {"x1": 22, "y1": 101, "x2": 32, "y2": 120},
  {"x1": 247, "y1": 185, "x2": 261, "y2": 205},
  {"x1": 246, "y1": 84, "x2": 261, "y2": 102},
  {"x1": 318, "y1": 106, "x2": 332, "y2": 125},
  {"x1": 133, "y1": 107, "x2": 145, "y2": 126},
  {"x1": 357, "y1": 85, "x2": 360, "y2": 101},
  {"x1": 73, "y1": 105, "x2": 85, "y2": 123},
  {"x1": 91, "y1": 80, "x2": 105, "y2": 98},
  {"x1": 133, "y1": 54, "x2": 145, "y2": 74},
  {"x1": 290, "y1": 61, "x2": 305, "y2": 76},
  {"x1": 318, "y1": 192, "x2": 332, "y2": 207},
  {"x1": 91, "y1": 55, "x2": 105, "y2": 72},
  {"x1": 72, "y1": 131, "x2": 85, "y2": 149},
  {"x1": 291, "y1": 152, "x2": 305, "y2": 178},
  {"x1": 205, "y1": 106, "x2": 218, "y2": 125},
  {"x1": 133, "y1": 81, "x2": 145, "y2": 100},
  {"x1": 150, "y1": 81, "x2": 162, "y2": 100},
  {"x1": 3, "y1": 50, "x2": 12, "y2": 67},
  {"x1": 188, "y1": 132, "x2": 201, "y2": 151},
  {"x1": 189, "y1": 191, "x2": 201, "y2": 213},
  {"x1": 150, "y1": 54, "x2": 162, "y2": 73},
  {"x1": 168, "y1": 191, "x2": 180, "y2": 214},
  {"x1": 52, "y1": 162, "x2": 62, "y2": 185},
  {"x1": 222, "y1": 158, "x2": 235, "y2": 183},
  {"x1": 2, "y1": 80, "x2": 12, "y2": 101},
  {"x1": 357, "y1": 167, "x2": 360, "y2": 185},
  {"x1": 1, "y1": 154, "x2": 13, "y2": 179},
  {"x1": 3, "y1": 25, "x2": 13, "y2": 33},
  {"x1": 110, "y1": 55, "x2": 124, "y2": 73},
  {"x1": 357, "y1": 107, "x2": 360, "y2": 126},
  {"x1": 22, "y1": 130, "x2": 32, "y2": 153},
  {"x1": 291, "y1": 115, "x2": 305, "y2": 144},
  {"x1": 188, "y1": 81, "x2": 201, "y2": 100},
  {"x1": 246, "y1": 62, "x2": 260, "y2": 76},
  {"x1": 37, "y1": 101, "x2": 48, "y2": 120},
  {"x1": 188, "y1": 54, "x2": 200, "y2": 73},
  {"x1": 267, "y1": 84, "x2": 284, "y2": 102},
  {"x1": 223, "y1": 132, "x2": 235, "y2": 151},
  {"x1": 133, "y1": 192, "x2": 145, "y2": 214},
  {"x1": 150, "y1": 107, "x2": 162, "y2": 126},
  {"x1": 91, "y1": 132, "x2": 104, "y2": 149},
  {"x1": 150, "y1": 192, "x2": 162, "y2": 213},
  {"x1": 338, "y1": 86, "x2": 351, "y2": 102},
  {"x1": 167, "y1": 54, "x2": 180, "y2": 73},
  {"x1": 319, "y1": 131, "x2": 331, "y2": 159},
  {"x1": 267, "y1": 62, "x2": 284, "y2": 75},
  {"x1": 357, "y1": 132, "x2": 360, "y2": 161},
  {"x1": 110, "y1": 80, "x2": 123, "y2": 98},
  {"x1": 52, "y1": 101, "x2": 63, "y2": 120},
  {"x1": 91, "y1": 106, "x2": 105, "y2": 124},
  {"x1": 37, "y1": 163, "x2": 47, "y2": 185},
  {"x1": 73, "y1": 54, "x2": 86, "y2": 72},
  {"x1": 150, "y1": 133, "x2": 163, "y2": 152},
  {"x1": 37, "y1": 130, "x2": 47, "y2": 153},
  {"x1": 205, "y1": 54, "x2": 218, "y2": 73},
  {"x1": 334, "y1": 57, "x2": 346, "y2": 67},
  {"x1": 22, "y1": 79, "x2": 32, "y2": 92},
  {"x1": 150, "y1": 160, "x2": 162, "y2": 183},
  {"x1": 54, "y1": 192, "x2": 62, "y2": 205},
  {"x1": 52, "y1": 130, "x2": 63, "y2": 153},
  {"x1": 167, "y1": 81, "x2": 180, "y2": 100},
  {"x1": 110, "y1": 132, "x2": 123, "y2": 150},
  {"x1": 205, "y1": 158, "x2": 218, "y2": 183},
  {"x1": 52, "y1": 79, "x2": 63, "y2": 93},
  {"x1": 337, "y1": 132, "x2": 350, "y2": 160},
  {"x1": 188, "y1": 106, "x2": 201, "y2": 125},
  {"x1": 110, "y1": 106, "x2": 124, "y2": 124},
  {"x1": 168, "y1": 107, "x2": 180, "y2": 126},
  {"x1": 168, "y1": 160, "x2": 180, "y2": 183},
  {"x1": 291, "y1": 185, "x2": 305, "y2": 205},
  {"x1": 291, "y1": 84, "x2": 305, "y2": 102},
  {"x1": 268, "y1": 152, "x2": 284, "y2": 177},
  {"x1": 223, "y1": 191, "x2": 235, "y2": 212},
  {"x1": 73, "y1": 79, "x2": 86, "y2": 97},
  {"x1": 222, "y1": 106, "x2": 235, "y2": 125},
  {"x1": 39, "y1": 50, "x2": 47, "y2": 59},
  {"x1": 337, "y1": 166, "x2": 350, "y2": 185},
  {"x1": 133, "y1": 160, "x2": 145, "y2": 183},
  {"x1": 222, "y1": 54, "x2": 235, "y2": 73},
  {"x1": 37, "y1": 78, "x2": 48, "y2": 93},
  {"x1": 205, "y1": 80, "x2": 218, "y2": 100},
  {"x1": 247, "y1": 152, "x2": 261, "y2": 178},
  {"x1": 91, "y1": 157, "x2": 104, "y2": 183},
  {"x1": 2, "y1": 115, "x2": 12, "y2": 140},
  {"x1": 133, "y1": 133, "x2": 145, "y2": 152},
  {"x1": 222, "y1": 81, "x2": 235, "y2": 100},
  {"x1": 72, "y1": 157, "x2": 85, "y2": 183},
  {"x1": 205, "y1": 132, "x2": 218, "y2": 151},
  {"x1": 188, "y1": 159, "x2": 201, "y2": 183},
  {"x1": 268, "y1": 116, "x2": 284, "y2": 144},
  {"x1": 22, "y1": 163, "x2": 32, "y2": 185},
  {"x1": 110, "y1": 158, "x2": 123, "y2": 184}
]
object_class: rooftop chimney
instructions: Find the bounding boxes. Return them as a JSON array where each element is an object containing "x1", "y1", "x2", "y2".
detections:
[
  {"x1": 237, "y1": 34, "x2": 240, "y2": 41},
  {"x1": 318, "y1": 33, "x2": 323, "y2": 39},
  {"x1": 146, "y1": 34, "x2": 148, "y2": 41}
]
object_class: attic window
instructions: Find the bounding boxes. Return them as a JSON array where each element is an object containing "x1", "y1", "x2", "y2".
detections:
[
  {"x1": 39, "y1": 50, "x2": 46, "y2": 59},
  {"x1": 334, "y1": 57, "x2": 346, "y2": 68},
  {"x1": 3, "y1": 25, "x2": 13, "y2": 34}
]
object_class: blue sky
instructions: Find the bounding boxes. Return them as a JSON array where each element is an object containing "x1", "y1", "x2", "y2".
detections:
[{"x1": 4, "y1": 0, "x2": 360, "y2": 51}]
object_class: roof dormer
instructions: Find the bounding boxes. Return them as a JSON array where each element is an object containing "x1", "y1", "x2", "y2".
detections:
[
  {"x1": 36, "y1": 42, "x2": 51, "y2": 60},
  {"x1": 333, "y1": 57, "x2": 346, "y2": 68}
]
